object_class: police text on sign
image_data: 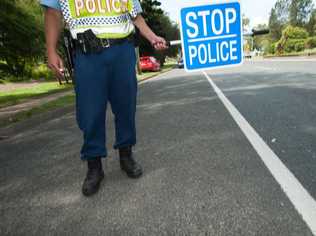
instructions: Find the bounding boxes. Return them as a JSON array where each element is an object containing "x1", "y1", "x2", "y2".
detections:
[{"x1": 180, "y1": 1, "x2": 243, "y2": 71}]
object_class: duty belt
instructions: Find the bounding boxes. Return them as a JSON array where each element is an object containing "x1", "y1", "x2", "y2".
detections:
[{"x1": 74, "y1": 29, "x2": 134, "y2": 54}]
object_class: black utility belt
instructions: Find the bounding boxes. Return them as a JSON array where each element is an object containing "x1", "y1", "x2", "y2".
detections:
[{"x1": 74, "y1": 29, "x2": 133, "y2": 54}]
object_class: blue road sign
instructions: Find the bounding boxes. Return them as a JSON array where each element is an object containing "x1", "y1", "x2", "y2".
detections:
[{"x1": 180, "y1": 1, "x2": 243, "y2": 71}]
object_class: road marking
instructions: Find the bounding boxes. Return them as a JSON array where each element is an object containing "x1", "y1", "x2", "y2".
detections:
[{"x1": 203, "y1": 71, "x2": 316, "y2": 235}]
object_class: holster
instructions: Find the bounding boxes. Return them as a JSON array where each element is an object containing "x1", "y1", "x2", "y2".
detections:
[
  {"x1": 76, "y1": 29, "x2": 104, "y2": 54},
  {"x1": 75, "y1": 29, "x2": 135, "y2": 54}
]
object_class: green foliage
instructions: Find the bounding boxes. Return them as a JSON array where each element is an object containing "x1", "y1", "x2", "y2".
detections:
[
  {"x1": 242, "y1": 14, "x2": 250, "y2": 32},
  {"x1": 305, "y1": 36, "x2": 316, "y2": 48},
  {"x1": 269, "y1": 0, "x2": 316, "y2": 46},
  {"x1": 294, "y1": 39, "x2": 306, "y2": 51},
  {"x1": 0, "y1": 93, "x2": 75, "y2": 128},
  {"x1": 268, "y1": 43, "x2": 277, "y2": 54},
  {"x1": 139, "y1": 0, "x2": 179, "y2": 65},
  {"x1": 31, "y1": 64, "x2": 53, "y2": 80},
  {"x1": 275, "y1": 26, "x2": 309, "y2": 53},
  {"x1": 278, "y1": 39, "x2": 306, "y2": 52},
  {"x1": 269, "y1": 8, "x2": 282, "y2": 41},
  {"x1": 139, "y1": 0, "x2": 164, "y2": 59},
  {"x1": 307, "y1": 9, "x2": 316, "y2": 35},
  {"x1": 0, "y1": 82, "x2": 73, "y2": 108},
  {"x1": 269, "y1": 0, "x2": 290, "y2": 41},
  {"x1": 282, "y1": 25, "x2": 309, "y2": 39},
  {"x1": 0, "y1": 0, "x2": 45, "y2": 76},
  {"x1": 289, "y1": 0, "x2": 314, "y2": 26},
  {"x1": 253, "y1": 24, "x2": 271, "y2": 52}
]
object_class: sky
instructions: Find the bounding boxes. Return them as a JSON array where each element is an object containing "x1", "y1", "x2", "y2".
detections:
[{"x1": 158, "y1": 0, "x2": 288, "y2": 28}]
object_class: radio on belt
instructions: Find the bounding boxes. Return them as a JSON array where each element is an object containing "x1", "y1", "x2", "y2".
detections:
[{"x1": 180, "y1": 1, "x2": 243, "y2": 72}]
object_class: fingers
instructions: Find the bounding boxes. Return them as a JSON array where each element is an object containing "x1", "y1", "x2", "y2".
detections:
[
  {"x1": 57, "y1": 59, "x2": 65, "y2": 78},
  {"x1": 58, "y1": 58, "x2": 64, "y2": 72},
  {"x1": 153, "y1": 39, "x2": 168, "y2": 50},
  {"x1": 48, "y1": 57, "x2": 65, "y2": 80},
  {"x1": 151, "y1": 35, "x2": 169, "y2": 50},
  {"x1": 153, "y1": 42, "x2": 165, "y2": 50},
  {"x1": 50, "y1": 65, "x2": 64, "y2": 80}
]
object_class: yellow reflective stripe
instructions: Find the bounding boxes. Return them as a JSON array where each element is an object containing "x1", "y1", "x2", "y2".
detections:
[
  {"x1": 72, "y1": 24, "x2": 134, "y2": 38},
  {"x1": 75, "y1": 23, "x2": 128, "y2": 29},
  {"x1": 97, "y1": 32, "x2": 132, "y2": 39}
]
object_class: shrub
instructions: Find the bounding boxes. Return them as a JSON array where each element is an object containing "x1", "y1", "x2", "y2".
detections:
[
  {"x1": 268, "y1": 43, "x2": 276, "y2": 54},
  {"x1": 305, "y1": 37, "x2": 316, "y2": 49},
  {"x1": 275, "y1": 41, "x2": 284, "y2": 55},
  {"x1": 1, "y1": 0, "x2": 45, "y2": 76},
  {"x1": 283, "y1": 39, "x2": 306, "y2": 52},
  {"x1": 294, "y1": 41, "x2": 305, "y2": 52},
  {"x1": 31, "y1": 64, "x2": 53, "y2": 80},
  {"x1": 282, "y1": 26, "x2": 309, "y2": 39}
]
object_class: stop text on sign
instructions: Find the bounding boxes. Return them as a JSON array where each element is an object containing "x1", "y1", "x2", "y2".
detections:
[{"x1": 180, "y1": 1, "x2": 243, "y2": 71}]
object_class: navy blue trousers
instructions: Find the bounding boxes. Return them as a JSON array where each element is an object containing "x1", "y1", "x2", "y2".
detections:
[{"x1": 74, "y1": 41, "x2": 137, "y2": 160}]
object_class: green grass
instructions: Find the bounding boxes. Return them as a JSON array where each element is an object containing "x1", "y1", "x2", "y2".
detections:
[
  {"x1": 0, "y1": 64, "x2": 176, "y2": 127},
  {"x1": 137, "y1": 63, "x2": 175, "y2": 81},
  {"x1": 0, "y1": 93, "x2": 75, "y2": 128},
  {"x1": 0, "y1": 81, "x2": 73, "y2": 109},
  {"x1": 265, "y1": 48, "x2": 316, "y2": 58},
  {"x1": 0, "y1": 61, "x2": 177, "y2": 109}
]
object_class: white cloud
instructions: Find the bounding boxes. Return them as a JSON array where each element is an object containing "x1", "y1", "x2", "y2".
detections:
[{"x1": 252, "y1": 16, "x2": 269, "y2": 27}]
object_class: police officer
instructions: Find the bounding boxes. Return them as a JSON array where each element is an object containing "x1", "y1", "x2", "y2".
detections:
[{"x1": 41, "y1": 0, "x2": 167, "y2": 196}]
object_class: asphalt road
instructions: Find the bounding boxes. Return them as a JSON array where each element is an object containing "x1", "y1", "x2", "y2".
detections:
[{"x1": 0, "y1": 58, "x2": 316, "y2": 235}]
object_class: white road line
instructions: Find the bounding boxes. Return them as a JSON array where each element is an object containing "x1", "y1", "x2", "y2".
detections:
[{"x1": 203, "y1": 71, "x2": 316, "y2": 235}]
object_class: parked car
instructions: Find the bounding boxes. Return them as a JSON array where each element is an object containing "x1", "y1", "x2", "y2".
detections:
[
  {"x1": 140, "y1": 56, "x2": 161, "y2": 72},
  {"x1": 177, "y1": 57, "x2": 184, "y2": 68}
]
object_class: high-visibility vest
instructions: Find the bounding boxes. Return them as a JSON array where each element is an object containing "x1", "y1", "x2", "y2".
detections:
[{"x1": 59, "y1": 0, "x2": 142, "y2": 39}]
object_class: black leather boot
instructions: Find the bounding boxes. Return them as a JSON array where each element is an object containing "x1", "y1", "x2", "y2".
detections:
[
  {"x1": 119, "y1": 146, "x2": 143, "y2": 178},
  {"x1": 82, "y1": 158, "x2": 104, "y2": 196}
]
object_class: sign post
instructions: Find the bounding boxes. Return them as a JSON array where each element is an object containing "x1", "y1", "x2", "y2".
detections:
[{"x1": 179, "y1": 1, "x2": 243, "y2": 72}]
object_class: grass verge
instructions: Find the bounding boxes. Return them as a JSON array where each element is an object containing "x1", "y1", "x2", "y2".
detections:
[
  {"x1": 137, "y1": 64, "x2": 175, "y2": 82},
  {"x1": 0, "y1": 93, "x2": 75, "y2": 128},
  {"x1": 0, "y1": 64, "x2": 176, "y2": 128},
  {"x1": 264, "y1": 48, "x2": 316, "y2": 58},
  {"x1": 0, "y1": 82, "x2": 73, "y2": 109}
]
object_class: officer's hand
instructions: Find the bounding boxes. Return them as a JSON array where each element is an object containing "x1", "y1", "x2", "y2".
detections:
[
  {"x1": 151, "y1": 35, "x2": 168, "y2": 50},
  {"x1": 47, "y1": 51, "x2": 65, "y2": 80}
]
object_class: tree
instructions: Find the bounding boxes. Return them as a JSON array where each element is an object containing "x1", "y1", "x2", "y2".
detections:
[
  {"x1": 289, "y1": 0, "x2": 314, "y2": 27},
  {"x1": 253, "y1": 24, "x2": 270, "y2": 52},
  {"x1": 307, "y1": 9, "x2": 316, "y2": 35},
  {"x1": 242, "y1": 14, "x2": 250, "y2": 32},
  {"x1": 242, "y1": 15, "x2": 252, "y2": 53},
  {"x1": 269, "y1": 8, "x2": 282, "y2": 41},
  {"x1": 269, "y1": 0, "x2": 290, "y2": 41},
  {"x1": 157, "y1": 13, "x2": 179, "y2": 58},
  {"x1": 0, "y1": 0, "x2": 45, "y2": 77},
  {"x1": 267, "y1": 0, "x2": 316, "y2": 54},
  {"x1": 276, "y1": 25, "x2": 308, "y2": 53},
  {"x1": 139, "y1": 0, "x2": 164, "y2": 58},
  {"x1": 139, "y1": 0, "x2": 179, "y2": 64}
]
